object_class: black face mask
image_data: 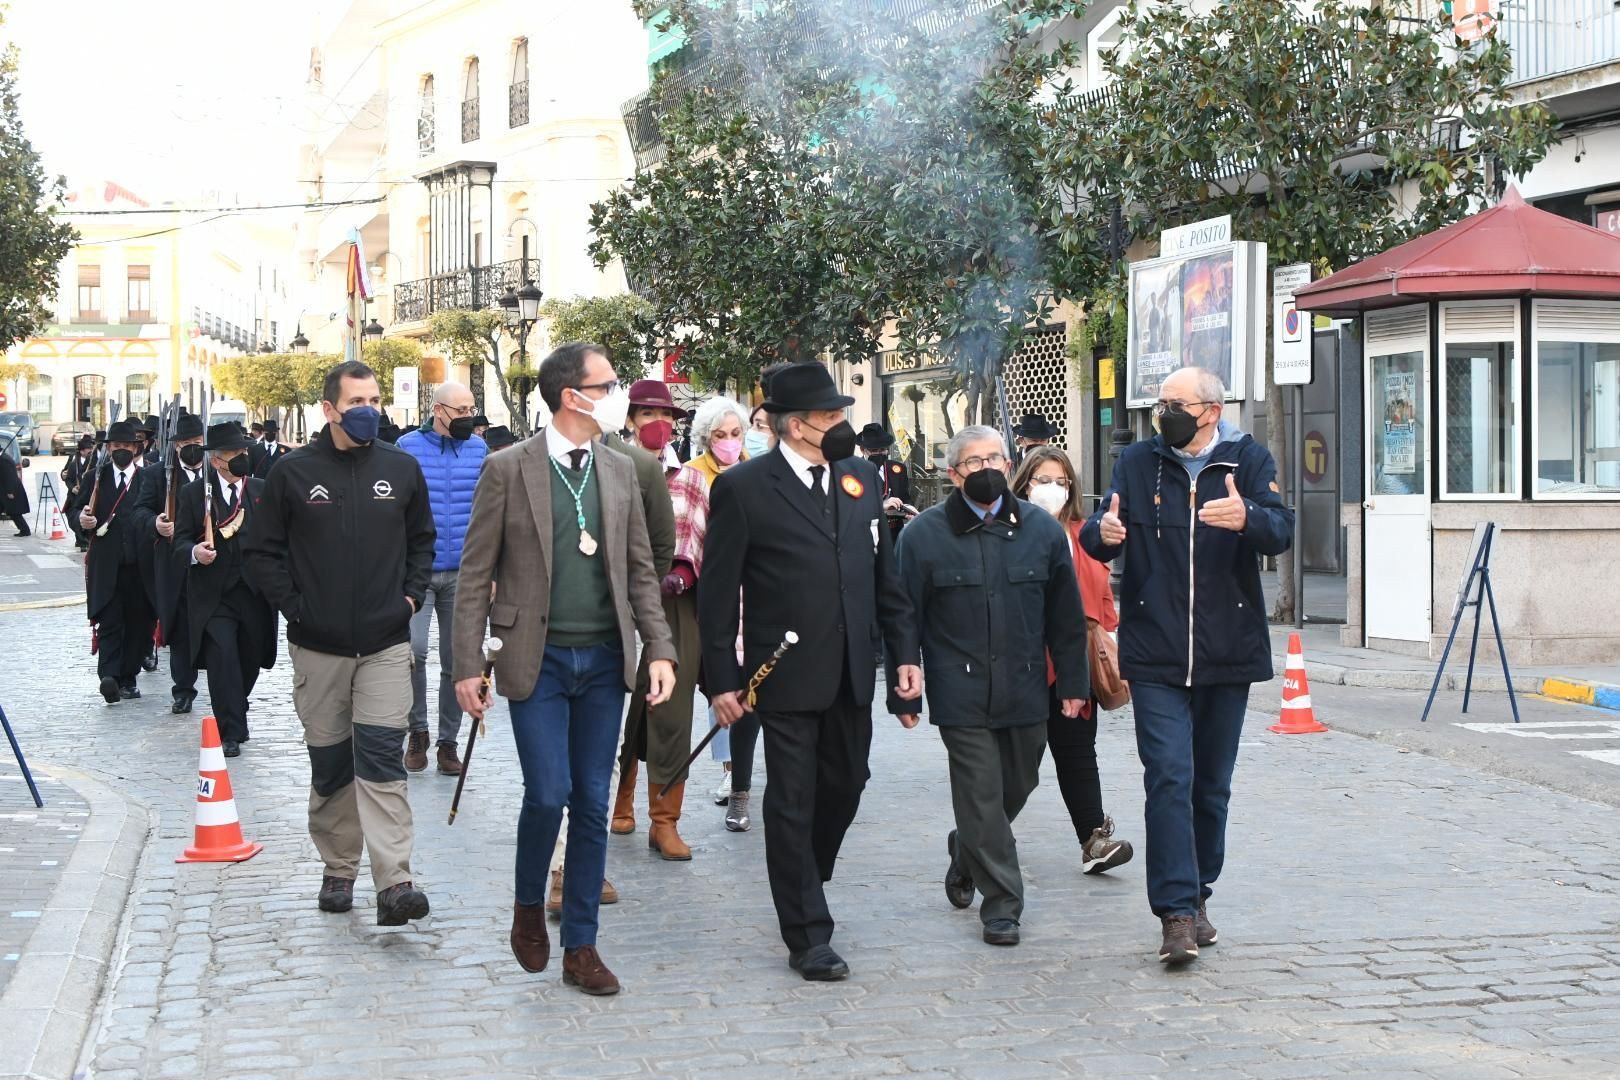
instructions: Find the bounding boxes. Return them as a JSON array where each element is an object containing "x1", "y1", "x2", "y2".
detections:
[
  {"x1": 227, "y1": 454, "x2": 252, "y2": 478},
  {"x1": 1158, "y1": 407, "x2": 1202, "y2": 449},
  {"x1": 807, "y1": 419, "x2": 857, "y2": 463},
  {"x1": 178, "y1": 443, "x2": 205, "y2": 468},
  {"x1": 111, "y1": 448, "x2": 135, "y2": 470},
  {"x1": 447, "y1": 416, "x2": 477, "y2": 441},
  {"x1": 962, "y1": 466, "x2": 1009, "y2": 505}
]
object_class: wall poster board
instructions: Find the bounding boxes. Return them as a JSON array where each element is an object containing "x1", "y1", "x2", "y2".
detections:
[{"x1": 1126, "y1": 241, "x2": 1266, "y2": 407}]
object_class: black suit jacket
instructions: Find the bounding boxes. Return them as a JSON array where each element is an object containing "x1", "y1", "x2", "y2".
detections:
[
  {"x1": 83, "y1": 464, "x2": 146, "y2": 619},
  {"x1": 127, "y1": 457, "x2": 209, "y2": 632},
  {"x1": 697, "y1": 448, "x2": 919, "y2": 713},
  {"x1": 172, "y1": 474, "x2": 276, "y2": 670},
  {"x1": 249, "y1": 441, "x2": 289, "y2": 479}
]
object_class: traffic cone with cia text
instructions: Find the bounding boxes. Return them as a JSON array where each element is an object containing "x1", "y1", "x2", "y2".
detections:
[
  {"x1": 1269, "y1": 633, "x2": 1328, "y2": 735},
  {"x1": 176, "y1": 715, "x2": 263, "y2": 863}
]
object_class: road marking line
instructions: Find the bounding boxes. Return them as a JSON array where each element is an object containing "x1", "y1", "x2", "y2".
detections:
[
  {"x1": 1571, "y1": 749, "x2": 1620, "y2": 766},
  {"x1": 1455, "y1": 720, "x2": 1620, "y2": 740}
]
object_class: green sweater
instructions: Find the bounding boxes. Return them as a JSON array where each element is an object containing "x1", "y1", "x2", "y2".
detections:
[{"x1": 548, "y1": 460, "x2": 616, "y2": 646}]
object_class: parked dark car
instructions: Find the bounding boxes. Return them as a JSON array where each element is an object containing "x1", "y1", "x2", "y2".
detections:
[
  {"x1": 50, "y1": 421, "x2": 95, "y2": 456},
  {"x1": 0, "y1": 412, "x2": 38, "y2": 455}
]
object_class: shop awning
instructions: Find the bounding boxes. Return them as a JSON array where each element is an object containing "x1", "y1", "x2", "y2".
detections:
[{"x1": 1294, "y1": 187, "x2": 1620, "y2": 315}]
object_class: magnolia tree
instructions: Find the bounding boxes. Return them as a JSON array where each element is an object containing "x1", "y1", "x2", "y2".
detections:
[{"x1": 1045, "y1": 0, "x2": 1556, "y2": 621}]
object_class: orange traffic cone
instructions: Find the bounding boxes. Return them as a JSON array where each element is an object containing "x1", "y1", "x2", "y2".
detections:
[
  {"x1": 1269, "y1": 633, "x2": 1328, "y2": 735},
  {"x1": 48, "y1": 504, "x2": 66, "y2": 540},
  {"x1": 176, "y1": 715, "x2": 263, "y2": 863}
]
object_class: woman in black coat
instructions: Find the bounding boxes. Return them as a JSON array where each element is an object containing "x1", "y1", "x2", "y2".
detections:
[{"x1": 0, "y1": 440, "x2": 30, "y2": 536}]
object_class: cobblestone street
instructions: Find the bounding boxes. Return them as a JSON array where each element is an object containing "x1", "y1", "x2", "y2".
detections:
[{"x1": 4, "y1": 603, "x2": 1620, "y2": 1079}]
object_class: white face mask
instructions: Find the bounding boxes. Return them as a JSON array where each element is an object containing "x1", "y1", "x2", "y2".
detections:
[
  {"x1": 574, "y1": 386, "x2": 631, "y2": 436},
  {"x1": 1028, "y1": 482, "x2": 1069, "y2": 516}
]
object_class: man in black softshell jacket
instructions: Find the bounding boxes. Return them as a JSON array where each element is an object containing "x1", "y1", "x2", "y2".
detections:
[{"x1": 241, "y1": 360, "x2": 438, "y2": 929}]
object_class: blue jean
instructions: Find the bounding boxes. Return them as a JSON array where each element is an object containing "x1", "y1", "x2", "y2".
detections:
[
  {"x1": 1131, "y1": 681, "x2": 1250, "y2": 918},
  {"x1": 508, "y1": 643, "x2": 626, "y2": 948}
]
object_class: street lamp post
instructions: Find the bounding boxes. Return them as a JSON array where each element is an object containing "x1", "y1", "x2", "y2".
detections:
[{"x1": 498, "y1": 280, "x2": 544, "y2": 435}]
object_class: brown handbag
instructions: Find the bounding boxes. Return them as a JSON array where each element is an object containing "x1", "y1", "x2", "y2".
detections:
[{"x1": 1088, "y1": 618, "x2": 1130, "y2": 711}]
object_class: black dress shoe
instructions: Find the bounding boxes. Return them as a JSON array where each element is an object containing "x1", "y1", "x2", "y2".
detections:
[
  {"x1": 119, "y1": 686, "x2": 141, "y2": 700},
  {"x1": 99, "y1": 676, "x2": 120, "y2": 704},
  {"x1": 141, "y1": 651, "x2": 160, "y2": 673},
  {"x1": 983, "y1": 918, "x2": 1021, "y2": 946},
  {"x1": 945, "y1": 829, "x2": 975, "y2": 910},
  {"x1": 171, "y1": 689, "x2": 196, "y2": 714},
  {"x1": 222, "y1": 740, "x2": 241, "y2": 758},
  {"x1": 788, "y1": 944, "x2": 850, "y2": 982}
]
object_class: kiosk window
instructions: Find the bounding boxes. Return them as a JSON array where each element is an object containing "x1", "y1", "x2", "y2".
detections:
[
  {"x1": 1443, "y1": 341, "x2": 1515, "y2": 497},
  {"x1": 1536, "y1": 341, "x2": 1620, "y2": 497}
]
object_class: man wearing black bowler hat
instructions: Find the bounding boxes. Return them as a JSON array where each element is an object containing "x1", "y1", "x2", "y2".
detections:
[
  {"x1": 79, "y1": 420, "x2": 156, "y2": 703},
  {"x1": 250, "y1": 419, "x2": 290, "y2": 478},
  {"x1": 1012, "y1": 412, "x2": 1058, "y2": 464},
  {"x1": 130, "y1": 410, "x2": 208, "y2": 713},
  {"x1": 698, "y1": 362, "x2": 923, "y2": 982},
  {"x1": 857, "y1": 422, "x2": 911, "y2": 540}
]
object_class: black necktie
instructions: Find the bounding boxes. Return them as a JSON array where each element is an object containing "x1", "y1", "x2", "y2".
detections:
[
  {"x1": 116, "y1": 472, "x2": 126, "y2": 492},
  {"x1": 809, "y1": 465, "x2": 828, "y2": 512},
  {"x1": 569, "y1": 449, "x2": 587, "y2": 471}
]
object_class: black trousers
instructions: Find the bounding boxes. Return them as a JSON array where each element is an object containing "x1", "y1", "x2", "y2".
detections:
[
  {"x1": 200, "y1": 613, "x2": 259, "y2": 744},
  {"x1": 1044, "y1": 684, "x2": 1105, "y2": 844},
  {"x1": 168, "y1": 598, "x2": 197, "y2": 694},
  {"x1": 728, "y1": 710, "x2": 763, "y2": 792},
  {"x1": 757, "y1": 668, "x2": 871, "y2": 953},
  {"x1": 5, "y1": 507, "x2": 27, "y2": 534},
  {"x1": 97, "y1": 568, "x2": 154, "y2": 686}
]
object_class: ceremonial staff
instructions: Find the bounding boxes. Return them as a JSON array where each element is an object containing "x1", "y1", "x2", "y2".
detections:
[
  {"x1": 448, "y1": 637, "x2": 501, "y2": 825},
  {"x1": 658, "y1": 631, "x2": 798, "y2": 800}
]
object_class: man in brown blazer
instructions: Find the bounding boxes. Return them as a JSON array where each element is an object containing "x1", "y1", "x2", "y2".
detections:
[{"x1": 453, "y1": 342, "x2": 676, "y2": 997}]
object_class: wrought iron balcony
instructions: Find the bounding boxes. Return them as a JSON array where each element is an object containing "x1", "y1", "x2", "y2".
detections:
[
  {"x1": 510, "y1": 80, "x2": 529, "y2": 128},
  {"x1": 1498, "y1": 0, "x2": 1620, "y2": 87},
  {"x1": 390, "y1": 258, "x2": 534, "y2": 323},
  {"x1": 461, "y1": 98, "x2": 480, "y2": 143}
]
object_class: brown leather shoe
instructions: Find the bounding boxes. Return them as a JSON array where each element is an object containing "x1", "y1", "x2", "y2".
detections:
[
  {"x1": 404, "y1": 730, "x2": 430, "y2": 772},
  {"x1": 562, "y1": 945, "x2": 621, "y2": 995},
  {"x1": 600, "y1": 878, "x2": 619, "y2": 905},
  {"x1": 647, "y1": 781, "x2": 692, "y2": 860},
  {"x1": 510, "y1": 902, "x2": 550, "y2": 973},
  {"x1": 436, "y1": 741, "x2": 463, "y2": 776},
  {"x1": 610, "y1": 759, "x2": 638, "y2": 834},
  {"x1": 545, "y1": 869, "x2": 563, "y2": 915}
]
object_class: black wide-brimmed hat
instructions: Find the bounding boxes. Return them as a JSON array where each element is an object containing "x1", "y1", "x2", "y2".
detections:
[
  {"x1": 262, "y1": 419, "x2": 280, "y2": 434},
  {"x1": 472, "y1": 414, "x2": 491, "y2": 428},
  {"x1": 857, "y1": 423, "x2": 894, "y2": 450},
  {"x1": 483, "y1": 425, "x2": 515, "y2": 449},
  {"x1": 205, "y1": 421, "x2": 255, "y2": 452},
  {"x1": 76, "y1": 434, "x2": 95, "y2": 451},
  {"x1": 175, "y1": 413, "x2": 205, "y2": 440},
  {"x1": 138, "y1": 415, "x2": 159, "y2": 434},
  {"x1": 1013, "y1": 412, "x2": 1058, "y2": 440},
  {"x1": 761, "y1": 363, "x2": 855, "y2": 414},
  {"x1": 105, "y1": 420, "x2": 139, "y2": 444}
]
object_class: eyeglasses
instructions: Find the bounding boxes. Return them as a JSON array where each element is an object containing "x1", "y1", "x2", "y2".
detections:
[
  {"x1": 573, "y1": 379, "x2": 621, "y2": 397},
  {"x1": 436, "y1": 403, "x2": 476, "y2": 417},
  {"x1": 952, "y1": 452, "x2": 1008, "y2": 473},
  {"x1": 1151, "y1": 400, "x2": 1216, "y2": 418},
  {"x1": 1028, "y1": 476, "x2": 1071, "y2": 489}
]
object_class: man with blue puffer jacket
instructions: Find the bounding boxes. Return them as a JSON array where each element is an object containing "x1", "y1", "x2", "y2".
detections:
[
  {"x1": 1082, "y1": 366, "x2": 1293, "y2": 968},
  {"x1": 396, "y1": 382, "x2": 488, "y2": 775}
]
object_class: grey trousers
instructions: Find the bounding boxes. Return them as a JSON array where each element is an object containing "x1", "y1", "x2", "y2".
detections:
[
  {"x1": 290, "y1": 641, "x2": 416, "y2": 893},
  {"x1": 408, "y1": 569, "x2": 463, "y2": 745},
  {"x1": 938, "y1": 722, "x2": 1047, "y2": 925}
]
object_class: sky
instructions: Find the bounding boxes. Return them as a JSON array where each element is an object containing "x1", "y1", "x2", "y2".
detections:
[{"x1": 5, "y1": 0, "x2": 325, "y2": 207}]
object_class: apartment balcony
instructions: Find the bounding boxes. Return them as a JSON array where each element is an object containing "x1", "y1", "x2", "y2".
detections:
[
  {"x1": 1500, "y1": 0, "x2": 1620, "y2": 111},
  {"x1": 390, "y1": 259, "x2": 530, "y2": 324}
]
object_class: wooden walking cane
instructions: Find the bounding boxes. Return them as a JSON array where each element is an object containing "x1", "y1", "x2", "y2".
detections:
[
  {"x1": 448, "y1": 637, "x2": 501, "y2": 825},
  {"x1": 657, "y1": 631, "x2": 798, "y2": 800}
]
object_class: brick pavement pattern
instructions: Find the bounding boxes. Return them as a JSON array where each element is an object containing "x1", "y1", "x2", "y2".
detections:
[
  {"x1": 4, "y1": 604, "x2": 1620, "y2": 1079},
  {"x1": 0, "y1": 776, "x2": 88, "y2": 997}
]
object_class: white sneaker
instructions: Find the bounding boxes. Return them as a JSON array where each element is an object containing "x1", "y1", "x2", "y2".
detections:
[{"x1": 713, "y1": 769, "x2": 732, "y2": 806}]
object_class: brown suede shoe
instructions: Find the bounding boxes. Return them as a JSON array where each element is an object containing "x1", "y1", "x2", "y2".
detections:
[
  {"x1": 545, "y1": 870, "x2": 563, "y2": 915},
  {"x1": 600, "y1": 878, "x2": 619, "y2": 905},
  {"x1": 511, "y1": 902, "x2": 550, "y2": 973},
  {"x1": 436, "y1": 742, "x2": 463, "y2": 776},
  {"x1": 404, "y1": 730, "x2": 430, "y2": 772},
  {"x1": 562, "y1": 945, "x2": 621, "y2": 995}
]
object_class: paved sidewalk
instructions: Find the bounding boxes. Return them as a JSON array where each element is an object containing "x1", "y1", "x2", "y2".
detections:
[
  {"x1": 5, "y1": 605, "x2": 1620, "y2": 1078},
  {"x1": 0, "y1": 774, "x2": 87, "y2": 997}
]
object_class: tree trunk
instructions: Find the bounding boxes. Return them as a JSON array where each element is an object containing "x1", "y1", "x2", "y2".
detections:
[
  {"x1": 1264, "y1": 296, "x2": 1295, "y2": 624},
  {"x1": 484, "y1": 333, "x2": 529, "y2": 438}
]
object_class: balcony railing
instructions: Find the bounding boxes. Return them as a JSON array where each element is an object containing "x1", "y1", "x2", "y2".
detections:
[
  {"x1": 510, "y1": 80, "x2": 529, "y2": 127},
  {"x1": 461, "y1": 98, "x2": 480, "y2": 143},
  {"x1": 418, "y1": 110, "x2": 436, "y2": 157},
  {"x1": 1498, "y1": 0, "x2": 1620, "y2": 86},
  {"x1": 391, "y1": 258, "x2": 534, "y2": 323}
]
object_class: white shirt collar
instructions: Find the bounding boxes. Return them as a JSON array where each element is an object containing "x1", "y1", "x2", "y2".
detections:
[
  {"x1": 115, "y1": 462, "x2": 138, "y2": 485},
  {"x1": 776, "y1": 439, "x2": 825, "y2": 489},
  {"x1": 544, "y1": 424, "x2": 593, "y2": 466}
]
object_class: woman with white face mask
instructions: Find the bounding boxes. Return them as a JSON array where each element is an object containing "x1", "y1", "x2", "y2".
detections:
[
  {"x1": 611, "y1": 394, "x2": 756, "y2": 852},
  {"x1": 1010, "y1": 446, "x2": 1135, "y2": 878}
]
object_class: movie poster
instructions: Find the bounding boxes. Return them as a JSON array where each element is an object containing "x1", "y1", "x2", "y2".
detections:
[
  {"x1": 1381, "y1": 369, "x2": 1418, "y2": 480},
  {"x1": 1128, "y1": 261, "x2": 1181, "y2": 402},
  {"x1": 1180, "y1": 251, "x2": 1234, "y2": 388}
]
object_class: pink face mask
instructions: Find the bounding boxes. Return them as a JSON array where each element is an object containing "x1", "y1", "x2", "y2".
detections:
[{"x1": 710, "y1": 437, "x2": 743, "y2": 465}]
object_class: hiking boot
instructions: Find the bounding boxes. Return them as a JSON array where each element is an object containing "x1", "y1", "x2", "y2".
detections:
[
  {"x1": 1082, "y1": 815, "x2": 1134, "y2": 875},
  {"x1": 545, "y1": 869, "x2": 564, "y2": 915},
  {"x1": 725, "y1": 789, "x2": 752, "y2": 832},
  {"x1": 376, "y1": 881, "x2": 430, "y2": 926},
  {"x1": 945, "y1": 830, "x2": 974, "y2": 909},
  {"x1": 1159, "y1": 915, "x2": 1199, "y2": 965},
  {"x1": 562, "y1": 945, "x2": 621, "y2": 995},
  {"x1": 1196, "y1": 900, "x2": 1218, "y2": 947},
  {"x1": 317, "y1": 875, "x2": 354, "y2": 913},
  {"x1": 404, "y1": 730, "x2": 429, "y2": 772},
  {"x1": 436, "y1": 741, "x2": 462, "y2": 776},
  {"x1": 511, "y1": 901, "x2": 550, "y2": 972}
]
